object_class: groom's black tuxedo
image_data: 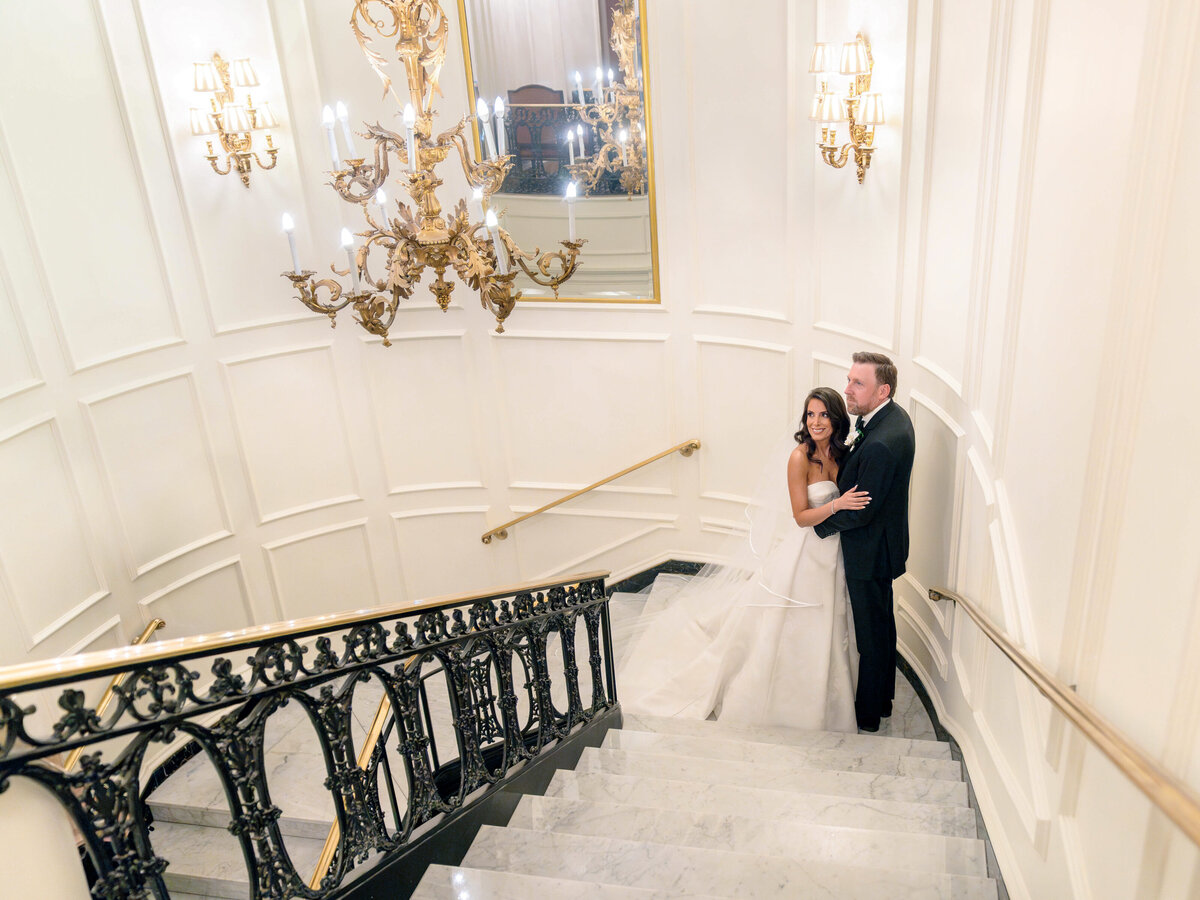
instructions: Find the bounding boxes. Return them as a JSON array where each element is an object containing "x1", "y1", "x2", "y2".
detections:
[{"x1": 814, "y1": 399, "x2": 915, "y2": 730}]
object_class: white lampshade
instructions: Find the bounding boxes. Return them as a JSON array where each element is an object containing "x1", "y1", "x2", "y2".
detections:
[
  {"x1": 817, "y1": 92, "x2": 846, "y2": 123},
  {"x1": 808, "y1": 92, "x2": 825, "y2": 121},
  {"x1": 193, "y1": 62, "x2": 219, "y2": 93},
  {"x1": 840, "y1": 40, "x2": 870, "y2": 75},
  {"x1": 252, "y1": 101, "x2": 279, "y2": 129},
  {"x1": 232, "y1": 58, "x2": 259, "y2": 88},
  {"x1": 220, "y1": 103, "x2": 253, "y2": 133},
  {"x1": 189, "y1": 107, "x2": 218, "y2": 135},
  {"x1": 808, "y1": 43, "x2": 837, "y2": 74},
  {"x1": 857, "y1": 92, "x2": 885, "y2": 125}
]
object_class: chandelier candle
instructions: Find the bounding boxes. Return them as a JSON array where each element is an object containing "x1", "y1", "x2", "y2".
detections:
[
  {"x1": 375, "y1": 188, "x2": 388, "y2": 228},
  {"x1": 281, "y1": 213, "x2": 300, "y2": 274},
  {"x1": 619, "y1": 129, "x2": 629, "y2": 165},
  {"x1": 576, "y1": 123, "x2": 585, "y2": 156},
  {"x1": 403, "y1": 103, "x2": 417, "y2": 173},
  {"x1": 476, "y1": 98, "x2": 497, "y2": 160},
  {"x1": 574, "y1": 71, "x2": 584, "y2": 105},
  {"x1": 493, "y1": 97, "x2": 506, "y2": 157},
  {"x1": 471, "y1": 186, "x2": 485, "y2": 219},
  {"x1": 593, "y1": 67, "x2": 603, "y2": 103},
  {"x1": 565, "y1": 181, "x2": 578, "y2": 241},
  {"x1": 484, "y1": 208, "x2": 507, "y2": 275},
  {"x1": 567, "y1": 130, "x2": 576, "y2": 164},
  {"x1": 608, "y1": 68, "x2": 616, "y2": 100},
  {"x1": 340, "y1": 227, "x2": 360, "y2": 291},
  {"x1": 335, "y1": 101, "x2": 358, "y2": 159},
  {"x1": 321, "y1": 105, "x2": 340, "y2": 169}
]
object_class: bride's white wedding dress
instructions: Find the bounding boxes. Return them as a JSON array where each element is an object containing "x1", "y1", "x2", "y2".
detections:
[{"x1": 618, "y1": 480, "x2": 859, "y2": 732}]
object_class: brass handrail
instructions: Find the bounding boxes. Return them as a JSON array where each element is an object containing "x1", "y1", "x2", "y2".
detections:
[
  {"x1": 62, "y1": 618, "x2": 166, "y2": 772},
  {"x1": 0, "y1": 570, "x2": 610, "y2": 692},
  {"x1": 930, "y1": 587, "x2": 1200, "y2": 848},
  {"x1": 481, "y1": 439, "x2": 701, "y2": 544},
  {"x1": 309, "y1": 689, "x2": 395, "y2": 888}
]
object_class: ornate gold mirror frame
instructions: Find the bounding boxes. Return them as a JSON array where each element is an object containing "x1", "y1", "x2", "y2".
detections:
[{"x1": 455, "y1": 0, "x2": 660, "y2": 304}]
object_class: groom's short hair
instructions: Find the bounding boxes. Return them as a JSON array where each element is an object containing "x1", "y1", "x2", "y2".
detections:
[{"x1": 852, "y1": 351, "x2": 898, "y2": 399}]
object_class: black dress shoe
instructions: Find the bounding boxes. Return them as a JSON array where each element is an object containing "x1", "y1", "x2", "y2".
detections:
[{"x1": 858, "y1": 721, "x2": 880, "y2": 733}]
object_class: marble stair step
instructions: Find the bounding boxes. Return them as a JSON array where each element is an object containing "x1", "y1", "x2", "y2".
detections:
[
  {"x1": 463, "y1": 824, "x2": 998, "y2": 899},
  {"x1": 411, "y1": 864, "x2": 722, "y2": 899},
  {"x1": 621, "y1": 710, "x2": 952, "y2": 759},
  {"x1": 545, "y1": 769, "x2": 978, "y2": 838},
  {"x1": 151, "y1": 820, "x2": 325, "y2": 900},
  {"x1": 507, "y1": 794, "x2": 986, "y2": 876},
  {"x1": 605, "y1": 728, "x2": 962, "y2": 781},
  {"x1": 150, "y1": 799, "x2": 333, "y2": 840},
  {"x1": 576, "y1": 746, "x2": 969, "y2": 806}
]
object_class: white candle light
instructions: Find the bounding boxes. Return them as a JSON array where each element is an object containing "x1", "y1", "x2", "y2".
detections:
[
  {"x1": 493, "y1": 97, "x2": 507, "y2": 157},
  {"x1": 565, "y1": 181, "x2": 577, "y2": 241},
  {"x1": 593, "y1": 67, "x2": 603, "y2": 103},
  {"x1": 471, "y1": 186, "x2": 484, "y2": 219},
  {"x1": 608, "y1": 67, "x2": 615, "y2": 99},
  {"x1": 476, "y1": 97, "x2": 497, "y2": 160},
  {"x1": 618, "y1": 128, "x2": 629, "y2": 165},
  {"x1": 340, "y1": 227, "x2": 360, "y2": 291},
  {"x1": 375, "y1": 188, "x2": 388, "y2": 229},
  {"x1": 576, "y1": 123, "x2": 585, "y2": 157},
  {"x1": 403, "y1": 103, "x2": 417, "y2": 173},
  {"x1": 281, "y1": 213, "x2": 300, "y2": 274},
  {"x1": 573, "y1": 71, "x2": 584, "y2": 105},
  {"x1": 334, "y1": 101, "x2": 358, "y2": 159},
  {"x1": 567, "y1": 130, "x2": 576, "y2": 164},
  {"x1": 485, "y1": 208, "x2": 508, "y2": 275},
  {"x1": 321, "y1": 105, "x2": 340, "y2": 169}
]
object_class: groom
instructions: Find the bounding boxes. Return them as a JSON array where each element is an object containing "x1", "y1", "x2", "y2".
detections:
[{"x1": 814, "y1": 352, "x2": 915, "y2": 733}]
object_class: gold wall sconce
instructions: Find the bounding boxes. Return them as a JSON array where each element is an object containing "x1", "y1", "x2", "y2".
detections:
[
  {"x1": 189, "y1": 52, "x2": 280, "y2": 188},
  {"x1": 808, "y1": 33, "x2": 883, "y2": 184}
]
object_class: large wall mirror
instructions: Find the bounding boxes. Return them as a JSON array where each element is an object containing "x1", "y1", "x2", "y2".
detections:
[{"x1": 457, "y1": 0, "x2": 659, "y2": 302}]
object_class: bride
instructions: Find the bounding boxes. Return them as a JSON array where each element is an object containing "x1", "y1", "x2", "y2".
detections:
[{"x1": 618, "y1": 387, "x2": 871, "y2": 732}]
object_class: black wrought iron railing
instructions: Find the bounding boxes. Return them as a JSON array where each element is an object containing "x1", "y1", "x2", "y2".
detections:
[{"x1": 0, "y1": 570, "x2": 615, "y2": 899}]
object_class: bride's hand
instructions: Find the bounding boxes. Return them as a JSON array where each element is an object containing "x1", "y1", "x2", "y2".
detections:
[{"x1": 837, "y1": 485, "x2": 871, "y2": 511}]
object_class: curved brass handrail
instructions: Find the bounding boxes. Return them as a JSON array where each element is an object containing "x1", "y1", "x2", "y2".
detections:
[
  {"x1": 930, "y1": 587, "x2": 1200, "y2": 848},
  {"x1": 0, "y1": 571, "x2": 609, "y2": 692},
  {"x1": 481, "y1": 439, "x2": 701, "y2": 544}
]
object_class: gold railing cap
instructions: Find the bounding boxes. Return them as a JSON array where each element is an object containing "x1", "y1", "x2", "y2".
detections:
[{"x1": 0, "y1": 569, "x2": 610, "y2": 692}]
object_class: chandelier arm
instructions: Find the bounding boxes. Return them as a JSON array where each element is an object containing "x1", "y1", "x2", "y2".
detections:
[
  {"x1": 439, "y1": 117, "x2": 509, "y2": 195},
  {"x1": 822, "y1": 143, "x2": 853, "y2": 169},
  {"x1": 283, "y1": 273, "x2": 354, "y2": 326},
  {"x1": 252, "y1": 149, "x2": 280, "y2": 172},
  {"x1": 206, "y1": 154, "x2": 233, "y2": 177}
]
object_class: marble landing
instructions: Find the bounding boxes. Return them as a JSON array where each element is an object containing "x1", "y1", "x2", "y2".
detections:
[
  {"x1": 544, "y1": 769, "x2": 978, "y2": 838},
  {"x1": 463, "y1": 825, "x2": 999, "y2": 899},
  {"x1": 411, "y1": 865, "x2": 723, "y2": 899},
  {"x1": 603, "y1": 728, "x2": 962, "y2": 781},
  {"x1": 508, "y1": 794, "x2": 987, "y2": 876},
  {"x1": 621, "y1": 710, "x2": 950, "y2": 758},
  {"x1": 576, "y1": 745, "x2": 970, "y2": 806}
]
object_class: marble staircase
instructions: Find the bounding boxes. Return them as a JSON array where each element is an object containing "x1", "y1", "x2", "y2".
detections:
[{"x1": 411, "y1": 711, "x2": 997, "y2": 899}]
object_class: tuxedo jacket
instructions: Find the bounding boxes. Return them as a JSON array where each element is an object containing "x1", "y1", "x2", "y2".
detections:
[{"x1": 814, "y1": 400, "x2": 915, "y2": 581}]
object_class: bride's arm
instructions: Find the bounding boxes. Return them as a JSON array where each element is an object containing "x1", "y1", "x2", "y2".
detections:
[{"x1": 787, "y1": 449, "x2": 869, "y2": 527}]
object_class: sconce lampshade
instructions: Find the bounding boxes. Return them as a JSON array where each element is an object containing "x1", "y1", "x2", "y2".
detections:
[
  {"x1": 839, "y1": 40, "x2": 871, "y2": 75},
  {"x1": 857, "y1": 92, "x2": 885, "y2": 125},
  {"x1": 193, "y1": 62, "x2": 219, "y2": 93},
  {"x1": 808, "y1": 43, "x2": 837, "y2": 75},
  {"x1": 232, "y1": 58, "x2": 260, "y2": 88},
  {"x1": 189, "y1": 107, "x2": 218, "y2": 136},
  {"x1": 220, "y1": 103, "x2": 253, "y2": 134},
  {"x1": 817, "y1": 92, "x2": 846, "y2": 123},
  {"x1": 809, "y1": 92, "x2": 825, "y2": 121},
  {"x1": 253, "y1": 101, "x2": 280, "y2": 130}
]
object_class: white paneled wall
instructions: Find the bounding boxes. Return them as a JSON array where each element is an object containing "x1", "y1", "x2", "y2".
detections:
[{"x1": 1, "y1": 0, "x2": 1199, "y2": 897}]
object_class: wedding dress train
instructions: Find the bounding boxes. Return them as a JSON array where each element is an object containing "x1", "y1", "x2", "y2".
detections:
[{"x1": 618, "y1": 480, "x2": 859, "y2": 732}]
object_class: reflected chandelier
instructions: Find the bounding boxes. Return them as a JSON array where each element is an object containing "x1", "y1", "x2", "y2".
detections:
[
  {"x1": 565, "y1": 0, "x2": 647, "y2": 198},
  {"x1": 190, "y1": 53, "x2": 281, "y2": 188},
  {"x1": 280, "y1": 0, "x2": 585, "y2": 343}
]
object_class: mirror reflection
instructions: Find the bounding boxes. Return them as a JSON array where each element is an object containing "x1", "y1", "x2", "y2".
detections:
[{"x1": 458, "y1": 0, "x2": 658, "y2": 300}]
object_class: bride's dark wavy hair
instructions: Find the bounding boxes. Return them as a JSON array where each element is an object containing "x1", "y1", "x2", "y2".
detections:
[{"x1": 794, "y1": 386, "x2": 851, "y2": 472}]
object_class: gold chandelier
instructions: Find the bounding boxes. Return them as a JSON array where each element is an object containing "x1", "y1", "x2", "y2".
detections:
[
  {"x1": 565, "y1": 0, "x2": 647, "y2": 198},
  {"x1": 808, "y1": 33, "x2": 884, "y2": 185},
  {"x1": 280, "y1": 0, "x2": 585, "y2": 344},
  {"x1": 190, "y1": 53, "x2": 280, "y2": 188}
]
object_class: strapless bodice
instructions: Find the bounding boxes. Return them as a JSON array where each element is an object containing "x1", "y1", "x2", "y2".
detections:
[{"x1": 807, "y1": 480, "x2": 839, "y2": 506}]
